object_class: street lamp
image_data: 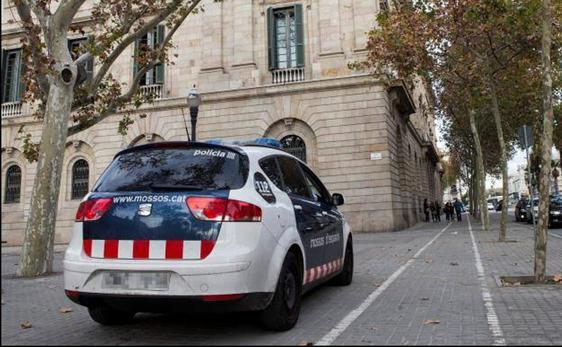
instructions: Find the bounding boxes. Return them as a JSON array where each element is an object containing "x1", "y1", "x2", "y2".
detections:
[{"x1": 187, "y1": 85, "x2": 201, "y2": 142}]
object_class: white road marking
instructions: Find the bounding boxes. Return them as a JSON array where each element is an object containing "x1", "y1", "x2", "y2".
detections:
[
  {"x1": 549, "y1": 232, "x2": 562, "y2": 240},
  {"x1": 467, "y1": 216, "x2": 506, "y2": 346},
  {"x1": 315, "y1": 223, "x2": 452, "y2": 346}
]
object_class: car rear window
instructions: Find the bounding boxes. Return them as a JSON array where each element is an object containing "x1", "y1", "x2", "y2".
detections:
[{"x1": 94, "y1": 147, "x2": 248, "y2": 192}]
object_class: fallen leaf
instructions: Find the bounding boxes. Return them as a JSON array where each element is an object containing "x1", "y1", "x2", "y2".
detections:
[
  {"x1": 512, "y1": 262, "x2": 518, "y2": 266},
  {"x1": 423, "y1": 319, "x2": 440, "y2": 325},
  {"x1": 450, "y1": 262, "x2": 459, "y2": 266},
  {"x1": 424, "y1": 258, "x2": 433, "y2": 264},
  {"x1": 20, "y1": 321, "x2": 32, "y2": 329},
  {"x1": 59, "y1": 307, "x2": 73, "y2": 314},
  {"x1": 420, "y1": 297, "x2": 430, "y2": 301},
  {"x1": 407, "y1": 248, "x2": 412, "y2": 252},
  {"x1": 297, "y1": 341, "x2": 314, "y2": 346},
  {"x1": 553, "y1": 273, "x2": 562, "y2": 283},
  {"x1": 370, "y1": 326, "x2": 378, "y2": 331}
]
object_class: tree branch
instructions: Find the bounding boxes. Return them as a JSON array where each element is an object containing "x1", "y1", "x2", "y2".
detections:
[
  {"x1": 14, "y1": 0, "x2": 50, "y2": 98},
  {"x1": 88, "y1": 0, "x2": 202, "y2": 98}
]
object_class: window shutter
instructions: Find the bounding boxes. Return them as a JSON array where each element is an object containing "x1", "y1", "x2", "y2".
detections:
[
  {"x1": 294, "y1": 4, "x2": 304, "y2": 67},
  {"x1": 14, "y1": 49, "x2": 22, "y2": 100},
  {"x1": 86, "y1": 36, "x2": 94, "y2": 78},
  {"x1": 155, "y1": 25, "x2": 165, "y2": 84},
  {"x1": 133, "y1": 37, "x2": 140, "y2": 77},
  {"x1": 1, "y1": 49, "x2": 6, "y2": 103},
  {"x1": 267, "y1": 7, "x2": 276, "y2": 70}
]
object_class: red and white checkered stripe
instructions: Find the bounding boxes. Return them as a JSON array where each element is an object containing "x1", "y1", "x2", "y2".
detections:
[
  {"x1": 304, "y1": 258, "x2": 344, "y2": 284},
  {"x1": 83, "y1": 239, "x2": 216, "y2": 260}
]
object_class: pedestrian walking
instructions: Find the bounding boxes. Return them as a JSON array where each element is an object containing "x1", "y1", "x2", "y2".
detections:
[
  {"x1": 434, "y1": 200, "x2": 441, "y2": 222},
  {"x1": 424, "y1": 198, "x2": 430, "y2": 222},
  {"x1": 430, "y1": 202, "x2": 437, "y2": 222},
  {"x1": 444, "y1": 201, "x2": 453, "y2": 222},
  {"x1": 453, "y1": 198, "x2": 463, "y2": 222}
]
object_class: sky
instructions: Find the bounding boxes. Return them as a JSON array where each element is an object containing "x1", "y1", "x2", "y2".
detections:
[{"x1": 435, "y1": 118, "x2": 560, "y2": 190}]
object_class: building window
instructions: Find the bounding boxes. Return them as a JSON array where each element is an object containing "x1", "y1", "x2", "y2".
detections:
[
  {"x1": 267, "y1": 5, "x2": 305, "y2": 83},
  {"x1": 134, "y1": 25, "x2": 165, "y2": 87},
  {"x1": 1, "y1": 49, "x2": 22, "y2": 103},
  {"x1": 68, "y1": 38, "x2": 94, "y2": 83},
  {"x1": 4, "y1": 164, "x2": 21, "y2": 204},
  {"x1": 71, "y1": 159, "x2": 89, "y2": 200},
  {"x1": 281, "y1": 135, "x2": 306, "y2": 163}
]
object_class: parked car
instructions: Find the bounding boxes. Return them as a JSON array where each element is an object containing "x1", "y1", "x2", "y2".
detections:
[
  {"x1": 514, "y1": 198, "x2": 529, "y2": 222},
  {"x1": 526, "y1": 198, "x2": 539, "y2": 224},
  {"x1": 63, "y1": 138, "x2": 353, "y2": 331},
  {"x1": 549, "y1": 195, "x2": 562, "y2": 227},
  {"x1": 487, "y1": 202, "x2": 495, "y2": 210}
]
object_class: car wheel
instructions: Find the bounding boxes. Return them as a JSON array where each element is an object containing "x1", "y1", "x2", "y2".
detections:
[
  {"x1": 333, "y1": 238, "x2": 353, "y2": 286},
  {"x1": 259, "y1": 252, "x2": 302, "y2": 331},
  {"x1": 88, "y1": 307, "x2": 136, "y2": 325}
]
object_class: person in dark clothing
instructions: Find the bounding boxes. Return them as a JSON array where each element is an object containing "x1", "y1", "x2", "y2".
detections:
[
  {"x1": 434, "y1": 201, "x2": 441, "y2": 222},
  {"x1": 453, "y1": 199, "x2": 463, "y2": 222},
  {"x1": 430, "y1": 201, "x2": 436, "y2": 222},
  {"x1": 424, "y1": 198, "x2": 430, "y2": 222},
  {"x1": 444, "y1": 201, "x2": 453, "y2": 222}
]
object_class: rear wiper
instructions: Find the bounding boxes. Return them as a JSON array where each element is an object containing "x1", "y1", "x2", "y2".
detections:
[{"x1": 149, "y1": 184, "x2": 204, "y2": 191}]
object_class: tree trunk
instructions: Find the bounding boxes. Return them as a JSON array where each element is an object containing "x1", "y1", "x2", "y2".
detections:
[
  {"x1": 535, "y1": 0, "x2": 553, "y2": 283},
  {"x1": 487, "y1": 76, "x2": 509, "y2": 241},
  {"x1": 18, "y1": 73, "x2": 76, "y2": 277},
  {"x1": 469, "y1": 110, "x2": 490, "y2": 231}
]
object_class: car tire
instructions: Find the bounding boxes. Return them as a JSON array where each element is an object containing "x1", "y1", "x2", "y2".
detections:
[
  {"x1": 333, "y1": 238, "x2": 353, "y2": 286},
  {"x1": 259, "y1": 252, "x2": 302, "y2": 331},
  {"x1": 88, "y1": 307, "x2": 136, "y2": 325}
]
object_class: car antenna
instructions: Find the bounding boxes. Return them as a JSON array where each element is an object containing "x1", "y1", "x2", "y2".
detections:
[{"x1": 180, "y1": 107, "x2": 191, "y2": 141}]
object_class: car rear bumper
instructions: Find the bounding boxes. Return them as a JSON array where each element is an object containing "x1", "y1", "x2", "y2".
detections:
[{"x1": 65, "y1": 291, "x2": 274, "y2": 312}]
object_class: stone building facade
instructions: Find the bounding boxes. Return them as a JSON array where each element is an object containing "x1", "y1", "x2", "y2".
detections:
[{"x1": 1, "y1": 0, "x2": 442, "y2": 245}]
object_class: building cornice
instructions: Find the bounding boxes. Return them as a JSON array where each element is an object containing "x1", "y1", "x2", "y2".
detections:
[{"x1": 2, "y1": 74, "x2": 385, "y2": 127}]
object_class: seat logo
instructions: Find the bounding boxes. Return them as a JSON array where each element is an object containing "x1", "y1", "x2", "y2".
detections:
[{"x1": 138, "y1": 203, "x2": 152, "y2": 216}]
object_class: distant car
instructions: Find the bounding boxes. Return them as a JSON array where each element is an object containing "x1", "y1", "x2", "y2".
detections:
[
  {"x1": 526, "y1": 198, "x2": 539, "y2": 224},
  {"x1": 515, "y1": 198, "x2": 529, "y2": 222},
  {"x1": 495, "y1": 200, "x2": 503, "y2": 212},
  {"x1": 487, "y1": 202, "x2": 495, "y2": 210},
  {"x1": 549, "y1": 195, "x2": 562, "y2": 227}
]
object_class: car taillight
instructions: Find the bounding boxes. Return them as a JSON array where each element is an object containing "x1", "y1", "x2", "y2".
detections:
[
  {"x1": 224, "y1": 199, "x2": 262, "y2": 222},
  {"x1": 75, "y1": 198, "x2": 113, "y2": 222},
  {"x1": 186, "y1": 197, "x2": 261, "y2": 222}
]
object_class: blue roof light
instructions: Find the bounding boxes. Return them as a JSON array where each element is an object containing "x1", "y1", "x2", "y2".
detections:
[
  {"x1": 204, "y1": 138, "x2": 282, "y2": 148},
  {"x1": 252, "y1": 138, "x2": 282, "y2": 148}
]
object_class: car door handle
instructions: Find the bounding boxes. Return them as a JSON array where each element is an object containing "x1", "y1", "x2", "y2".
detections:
[{"x1": 294, "y1": 205, "x2": 303, "y2": 210}]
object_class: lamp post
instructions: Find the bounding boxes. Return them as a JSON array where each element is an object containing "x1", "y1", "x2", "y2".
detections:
[{"x1": 187, "y1": 85, "x2": 201, "y2": 142}]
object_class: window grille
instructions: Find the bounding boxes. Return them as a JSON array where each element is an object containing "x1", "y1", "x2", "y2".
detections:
[
  {"x1": 4, "y1": 165, "x2": 21, "y2": 204},
  {"x1": 281, "y1": 135, "x2": 306, "y2": 163},
  {"x1": 71, "y1": 159, "x2": 89, "y2": 200}
]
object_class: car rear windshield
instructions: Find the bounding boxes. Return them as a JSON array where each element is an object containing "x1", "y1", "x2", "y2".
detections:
[{"x1": 94, "y1": 147, "x2": 248, "y2": 192}]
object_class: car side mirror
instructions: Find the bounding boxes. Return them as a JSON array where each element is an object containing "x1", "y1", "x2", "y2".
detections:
[{"x1": 332, "y1": 193, "x2": 344, "y2": 206}]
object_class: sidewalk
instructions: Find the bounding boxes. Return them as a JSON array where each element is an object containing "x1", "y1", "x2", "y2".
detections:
[
  {"x1": 1, "y1": 214, "x2": 560, "y2": 345},
  {"x1": 1, "y1": 245, "x2": 68, "y2": 256}
]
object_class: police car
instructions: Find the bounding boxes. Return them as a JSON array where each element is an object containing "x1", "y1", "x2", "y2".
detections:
[{"x1": 64, "y1": 138, "x2": 353, "y2": 331}]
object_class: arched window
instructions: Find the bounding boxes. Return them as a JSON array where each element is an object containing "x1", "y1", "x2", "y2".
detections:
[
  {"x1": 281, "y1": 135, "x2": 306, "y2": 163},
  {"x1": 71, "y1": 159, "x2": 89, "y2": 200},
  {"x1": 4, "y1": 165, "x2": 21, "y2": 204}
]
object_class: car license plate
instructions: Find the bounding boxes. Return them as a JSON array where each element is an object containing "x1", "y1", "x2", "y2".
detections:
[{"x1": 102, "y1": 271, "x2": 170, "y2": 291}]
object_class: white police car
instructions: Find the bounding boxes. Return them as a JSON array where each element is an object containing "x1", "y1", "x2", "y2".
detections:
[{"x1": 64, "y1": 138, "x2": 353, "y2": 331}]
